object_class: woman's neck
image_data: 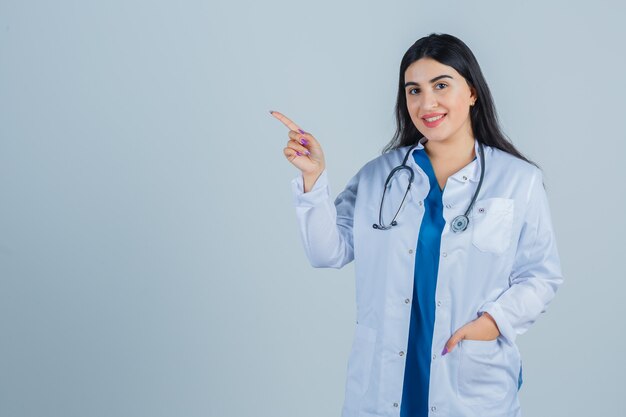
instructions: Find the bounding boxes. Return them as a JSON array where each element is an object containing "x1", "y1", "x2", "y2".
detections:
[
  {"x1": 423, "y1": 135, "x2": 476, "y2": 163},
  {"x1": 422, "y1": 135, "x2": 477, "y2": 191}
]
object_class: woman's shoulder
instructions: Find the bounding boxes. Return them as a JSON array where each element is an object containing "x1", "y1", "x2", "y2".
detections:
[
  {"x1": 352, "y1": 146, "x2": 408, "y2": 178},
  {"x1": 486, "y1": 144, "x2": 540, "y2": 178},
  {"x1": 485, "y1": 145, "x2": 545, "y2": 203}
]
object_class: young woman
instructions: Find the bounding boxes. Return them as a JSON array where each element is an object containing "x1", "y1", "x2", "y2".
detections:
[{"x1": 271, "y1": 33, "x2": 563, "y2": 417}]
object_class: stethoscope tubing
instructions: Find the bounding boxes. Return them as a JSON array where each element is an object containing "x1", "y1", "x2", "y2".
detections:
[{"x1": 373, "y1": 140, "x2": 485, "y2": 232}]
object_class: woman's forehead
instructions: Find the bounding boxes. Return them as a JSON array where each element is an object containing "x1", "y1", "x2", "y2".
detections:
[{"x1": 405, "y1": 58, "x2": 462, "y2": 82}]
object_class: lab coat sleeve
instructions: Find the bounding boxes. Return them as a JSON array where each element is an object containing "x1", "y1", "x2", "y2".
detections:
[
  {"x1": 478, "y1": 168, "x2": 563, "y2": 344},
  {"x1": 291, "y1": 168, "x2": 358, "y2": 268}
]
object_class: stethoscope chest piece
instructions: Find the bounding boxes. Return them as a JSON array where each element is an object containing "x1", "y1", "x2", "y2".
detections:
[{"x1": 450, "y1": 214, "x2": 469, "y2": 233}]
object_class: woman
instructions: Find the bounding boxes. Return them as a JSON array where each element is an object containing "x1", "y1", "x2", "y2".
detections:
[{"x1": 270, "y1": 33, "x2": 563, "y2": 417}]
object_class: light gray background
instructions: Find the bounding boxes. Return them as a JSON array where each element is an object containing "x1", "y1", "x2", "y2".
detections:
[{"x1": 1, "y1": 0, "x2": 624, "y2": 416}]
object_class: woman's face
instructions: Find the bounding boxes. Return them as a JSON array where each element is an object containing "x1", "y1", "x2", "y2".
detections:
[{"x1": 404, "y1": 57, "x2": 477, "y2": 145}]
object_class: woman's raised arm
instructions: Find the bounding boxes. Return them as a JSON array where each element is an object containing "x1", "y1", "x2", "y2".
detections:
[{"x1": 271, "y1": 110, "x2": 356, "y2": 268}]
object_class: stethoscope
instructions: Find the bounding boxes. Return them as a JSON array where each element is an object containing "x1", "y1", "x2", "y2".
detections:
[{"x1": 372, "y1": 139, "x2": 485, "y2": 232}]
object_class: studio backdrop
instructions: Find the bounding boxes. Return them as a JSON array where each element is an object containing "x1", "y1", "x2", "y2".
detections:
[{"x1": 0, "y1": 1, "x2": 624, "y2": 416}]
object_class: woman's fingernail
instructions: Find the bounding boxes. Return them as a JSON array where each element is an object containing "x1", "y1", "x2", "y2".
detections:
[
  {"x1": 298, "y1": 128, "x2": 305, "y2": 134},
  {"x1": 300, "y1": 138, "x2": 309, "y2": 145},
  {"x1": 296, "y1": 151, "x2": 302, "y2": 156},
  {"x1": 441, "y1": 347, "x2": 448, "y2": 356},
  {"x1": 304, "y1": 150, "x2": 311, "y2": 155}
]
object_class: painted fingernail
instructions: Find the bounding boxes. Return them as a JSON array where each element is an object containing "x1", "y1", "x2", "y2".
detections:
[
  {"x1": 296, "y1": 151, "x2": 302, "y2": 156},
  {"x1": 300, "y1": 137, "x2": 309, "y2": 145},
  {"x1": 441, "y1": 347, "x2": 448, "y2": 356},
  {"x1": 298, "y1": 128, "x2": 305, "y2": 134},
  {"x1": 304, "y1": 150, "x2": 311, "y2": 155}
]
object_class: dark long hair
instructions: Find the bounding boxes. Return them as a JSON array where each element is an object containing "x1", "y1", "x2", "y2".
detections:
[{"x1": 382, "y1": 33, "x2": 537, "y2": 168}]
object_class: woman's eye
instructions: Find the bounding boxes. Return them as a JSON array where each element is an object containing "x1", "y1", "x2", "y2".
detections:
[
  {"x1": 409, "y1": 88, "x2": 420, "y2": 95},
  {"x1": 435, "y1": 83, "x2": 448, "y2": 89}
]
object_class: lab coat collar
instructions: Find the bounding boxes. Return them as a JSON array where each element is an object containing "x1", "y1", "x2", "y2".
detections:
[{"x1": 399, "y1": 138, "x2": 485, "y2": 184}]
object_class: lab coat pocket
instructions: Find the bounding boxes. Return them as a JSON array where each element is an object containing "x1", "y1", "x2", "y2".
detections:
[
  {"x1": 457, "y1": 338, "x2": 508, "y2": 404},
  {"x1": 470, "y1": 198, "x2": 514, "y2": 254},
  {"x1": 344, "y1": 323, "x2": 377, "y2": 402}
]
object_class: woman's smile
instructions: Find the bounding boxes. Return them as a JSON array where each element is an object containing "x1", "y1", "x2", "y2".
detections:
[{"x1": 422, "y1": 113, "x2": 447, "y2": 128}]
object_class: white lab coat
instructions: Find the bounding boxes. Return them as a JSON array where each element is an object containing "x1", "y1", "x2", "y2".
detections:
[{"x1": 290, "y1": 139, "x2": 563, "y2": 417}]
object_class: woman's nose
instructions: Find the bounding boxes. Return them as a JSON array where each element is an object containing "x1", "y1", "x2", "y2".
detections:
[{"x1": 419, "y1": 91, "x2": 438, "y2": 109}]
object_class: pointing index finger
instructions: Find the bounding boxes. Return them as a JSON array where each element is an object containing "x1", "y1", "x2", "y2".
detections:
[{"x1": 270, "y1": 110, "x2": 303, "y2": 133}]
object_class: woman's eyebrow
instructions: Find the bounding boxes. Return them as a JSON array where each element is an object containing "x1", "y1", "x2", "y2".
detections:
[{"x1": 404, "y1": 74, "x2": 454, "y2": 88}]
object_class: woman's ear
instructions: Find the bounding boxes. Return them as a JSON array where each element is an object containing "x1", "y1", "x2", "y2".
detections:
[{"x1": 470, "y1": 86, "x2": 478, "y2": 105}]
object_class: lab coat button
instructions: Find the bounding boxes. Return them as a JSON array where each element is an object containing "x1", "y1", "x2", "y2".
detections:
[
  {"x1": 431, "y1": 405, "x2": 437, "y2": 412},
  {"x1": 405, "y1": 298, "x2": 410, "y2": 304},
  {"x1": 442, "y1": 252, "x2": 447, "y2": 257},
  {"x1": 418, "y1": 201, "x2": 423, "y2": 206},
  {"x1": 436, "y1": 300, "x2": 442, "y2": 307},
  {"x1": 393, "y1": 402, "x2": 399, "y2": 407},
  {"x1": 408, "y1": 249, "x2": 414, "y2": 254},
  {"x1": 399, "y1": 351, "x2": 404, "y2": 356},
  {"x1": 432, "y1": 353, "x2": 437, "y2": 360},
  {"x1": 462, "y1": 175, "x2": 468, "y2": 181}
]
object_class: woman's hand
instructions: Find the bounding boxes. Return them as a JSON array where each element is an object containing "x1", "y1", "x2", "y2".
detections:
[
  {"x1": 270, "y1": 110, "x2": 326, "y2": 192},
  {"x1": 442, "y1": 312, "x2": 501, "y2": 355}
]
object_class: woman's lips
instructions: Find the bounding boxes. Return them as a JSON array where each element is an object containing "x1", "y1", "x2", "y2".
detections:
[{"x1": 422, "y1": 113, "x2": 446, "y2": 128}]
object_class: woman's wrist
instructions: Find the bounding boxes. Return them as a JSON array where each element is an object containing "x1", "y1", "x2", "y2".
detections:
[
  {"x1": 481, "y1": 312, "x2": 500, "y2": 334},
  {"x1": 302, "y1": 169, "x2": 324, "y2": 193}
]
